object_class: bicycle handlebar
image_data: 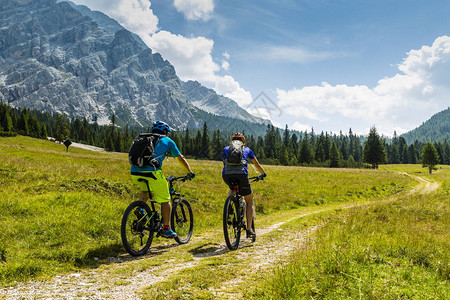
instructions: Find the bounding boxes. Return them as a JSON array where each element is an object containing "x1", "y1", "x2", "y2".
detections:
[
  {"x1": 166, "y1": 175, "x2": 192, "y2": 183},
  {"x1": 249, "y1": 176, "x2": 262, "y2": 182}
]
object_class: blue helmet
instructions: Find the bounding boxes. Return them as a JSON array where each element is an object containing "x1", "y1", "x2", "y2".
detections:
[{"x1": 152, "y1": 121, "x2": 171, "y2": 133}]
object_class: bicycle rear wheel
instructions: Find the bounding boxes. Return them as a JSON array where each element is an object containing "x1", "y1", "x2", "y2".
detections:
[
  {"x1": 223, "y1": 196, "x2": 242, "y2": 250},
  {"x1": 121, "y1": 200, "x2": 155, "y2": 256},
  {"x1": 171, "y1": 198, "x2": 194, "y2": 244}
]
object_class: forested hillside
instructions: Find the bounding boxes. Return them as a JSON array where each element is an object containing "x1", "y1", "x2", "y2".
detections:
[
  {"x1": 401, "y1": 107, "x2": 449, "y2": 143},
  {"x1": 1, "y1": 103, "x2": 449, "y2": 167}
]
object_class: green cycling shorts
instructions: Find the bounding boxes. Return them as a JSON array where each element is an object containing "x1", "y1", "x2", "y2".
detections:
[{"x1": 131, "y1": 170, "x2": 170, "y2": 203}]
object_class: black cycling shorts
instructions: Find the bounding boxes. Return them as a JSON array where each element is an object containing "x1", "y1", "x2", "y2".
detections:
[{"x1": 222, "y1": 173, "x2": 252, "y2": 196}]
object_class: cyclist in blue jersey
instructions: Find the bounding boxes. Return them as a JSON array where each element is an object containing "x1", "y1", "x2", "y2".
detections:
[
  {"x1": 131, "y1": 121, "x2": 195, "y2": 238},
  {"x1": 222, "y1": 133, "x2": 266, "y2": 240}
]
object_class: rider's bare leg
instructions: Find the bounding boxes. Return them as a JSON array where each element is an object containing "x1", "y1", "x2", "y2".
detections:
[
  {"x1": 244, "y1": 193, "x2": 254, "y2": 231},
  {"x1": 160, "y1": 201, "x2": 172, "y2": 226}
]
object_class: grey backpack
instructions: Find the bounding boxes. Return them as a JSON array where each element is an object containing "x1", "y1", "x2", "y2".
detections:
[{"x1": 227, "y1": 140, "x2": 244, "y2": 165}]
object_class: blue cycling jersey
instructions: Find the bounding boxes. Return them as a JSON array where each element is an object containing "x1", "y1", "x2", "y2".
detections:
[{"x1": 130, "y1": 136, "x2": 181, "y2": 172}]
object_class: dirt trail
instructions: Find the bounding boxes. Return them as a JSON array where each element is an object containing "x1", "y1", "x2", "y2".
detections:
[
  {"x1": 0, "y1": 173, "x2": 439, "y2": 299},
  {"x1": 0, "y1": 215, "x2": 321, "y2": 300}
]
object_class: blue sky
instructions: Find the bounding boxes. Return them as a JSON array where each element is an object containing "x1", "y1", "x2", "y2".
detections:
[{"x1": 70, "y1": 0, "x2": 450, "y2": 136}]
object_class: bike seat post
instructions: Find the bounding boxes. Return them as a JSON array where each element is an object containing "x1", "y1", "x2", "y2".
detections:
[{"x1": 230, "y1": 179, "x2": 239, "y2": 196}]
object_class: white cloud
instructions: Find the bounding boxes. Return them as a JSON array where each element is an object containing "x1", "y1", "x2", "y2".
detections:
[
  {"x1": 144, "y1": 30, "x2": 220, "y2": 83},
  {"x1": 221, "y1": 60, "x2": 230, "y2": 71},
  {"x1": 276, "y1": 36, "x2": 450, "y2": 135},
  {"x1": 214, "y1": 75, "x2": 253, "y2": 107},
  {"x1": 70, "y1": 0, "x2": 159, "y2": 34},
  {"x1": 173, "y1": 0, "x2": 214, "y2": 21},
  {"x1": 291, "y1": 122, "x2": 312, "y2": 132}
]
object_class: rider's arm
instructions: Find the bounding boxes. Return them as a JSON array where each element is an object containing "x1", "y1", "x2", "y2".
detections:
[
  {"x1": 251, "y1": 157, "x2": 266, "y2": 175},
  {"x1": 176, "y1": 155, "x2": 193, "y2": 173}
]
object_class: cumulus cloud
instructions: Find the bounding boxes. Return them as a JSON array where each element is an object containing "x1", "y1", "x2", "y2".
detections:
[
  {"x1": 291, "y1": 122, "x2": 312, "y2": 132},
  {"x1": 173, "y1": 0, "x2": 214, "y2": 21},
  {"x1": 221, "y1": 51, "x2": 230, "y2": 70},
  {"x1": 144, "y1": 30, "x2": 220, "y2": 82},
  {"x1": 214, "y1": 75, "x2": 253, "y2": 107},
  {"x1": 277, "y1": 36, "x2": 450, "y2": 135},
  {"x1": 70, "y1": 0, "x2": 159, "y2": 34},
  {"x1": 221, "y1": 60, "x2": 230, "y2": 71}
]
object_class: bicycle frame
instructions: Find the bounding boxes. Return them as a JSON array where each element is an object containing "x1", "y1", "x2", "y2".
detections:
[
  {"x1": 137, "y1": 176, "x2": 185, "y2": 235},
  {"x1": 122, "y1": 175, "x2": 194, "y2": 256}
]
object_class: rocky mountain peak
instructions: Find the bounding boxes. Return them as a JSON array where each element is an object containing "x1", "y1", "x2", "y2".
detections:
[{"x1": 0, "y1": 0, "x2": 268, "y2": 130}]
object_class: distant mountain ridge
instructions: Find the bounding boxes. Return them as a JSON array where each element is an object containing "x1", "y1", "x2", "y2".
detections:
[
  {"x1": 0, "y1": 0, "x2": 267, "y2": 130},
  {"x1": 401, "y1": 107, "x2": 450, "y2": 143}
]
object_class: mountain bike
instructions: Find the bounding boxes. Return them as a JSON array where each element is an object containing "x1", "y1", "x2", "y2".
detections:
[
  {"x1": 223, "y1": 176, "x2": 262, "y2": 250},
  {"x1": 121, "y1": 175, "x2": 194, "y2": 256}
]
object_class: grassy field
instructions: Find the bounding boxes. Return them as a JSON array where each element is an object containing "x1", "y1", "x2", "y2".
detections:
[
  {"x1": 0, "y1": 135, "x2": 429, "y2": 290},
  {"x1": 255, "y1": 164, "x2": 450, "y2": 299}
]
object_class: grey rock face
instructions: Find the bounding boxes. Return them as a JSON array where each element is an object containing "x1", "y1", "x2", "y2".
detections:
[{"x1": 0, "y1": 0, "x2": 267, "y2": 129}]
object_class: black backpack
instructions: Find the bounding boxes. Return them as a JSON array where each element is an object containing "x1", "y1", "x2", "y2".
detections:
[
  {"x1": 227, "y1": 140, "x2": 244, "y2": 165},
  {"x1": 128, "y1": 133, "x2": 163, "y2": 168}
]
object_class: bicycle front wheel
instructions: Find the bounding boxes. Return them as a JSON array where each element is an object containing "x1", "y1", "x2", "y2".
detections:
[
  {"x1": 223, "y1": 196, "x2": 241, "y2": 250},
  {"x1": 171, "y1": 198, "x2": 194, "y2": 244},
  {"x1": 121, "y1": 200, "x2": 155, "y2": 256}
]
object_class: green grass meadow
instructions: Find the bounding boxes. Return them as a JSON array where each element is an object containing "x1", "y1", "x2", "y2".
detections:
[
  {"x1": 255, "y1": 164, "x2": 449, "y2": 299},
  {"x1": 1, "y1": 135, "x2": 447, "y2": 298}
]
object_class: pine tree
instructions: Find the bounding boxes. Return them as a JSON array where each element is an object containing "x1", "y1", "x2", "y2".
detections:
[
  {"x1": 123, "y1": 124, "x2": 132, "y2": 150},
  {"x1": 421, "y1": 142, "x2": 440, "y2": 174},
  {"x1": 407, "y1": 144, "x2": 417, "y2": 164},
  {"x1": 104, "y1": 135, "x2": 114, "y2": 152},
  {"x1": 339, "y1": 136, "x2": 349, "y2": 160},
  {"x1": 279, "y1": 143, "x2": 289, "y2": 166},
  {"x1": 264, "y1": 125, "x2": 276, "y2": 159},
  {"x1": 212, "y1": 129, "x2": 224, "y2": 161},
  {"x1": 194, "y1": 130, "x2": 202, "y2": 158},
  {"x1": 200, "y1": 122, "x2": 211, "y2": 159},
  {"x1": 298, "y1": 134, "x2": 313, "y2": 164},
  {"x1": 290, "y1": 133, "x2": 299, "y2": 158},
  {"x1": 55, "y1": 115, "x2": 70, "y2": 142},
  {"x1": 255, "y1": 136, "x2": 265, "y2": 159},
  {"x1": 443, "y1": 141, "x2": 450, "y2": 165},
  {"x1": 363, "y1": 127, "x2": 387, "y2": 169},
  {"x1": 18, "y1": 108, "x2": 29, "y2": 135},
  {"x1": 315, "y1": 132, "x2": 326, "y2": 162},
  {"x1": 183, "y1": 128, "x2": 191, "y2": 155},
  {"x1": 283, "y1": 124, "x2": 290, "y2": 147},
  {"x1": 39, "y1": 123, "x2": 48, "y2": 139},
  {"x1": 329, "y1": 140, "x2": 340, "y2": 168},
  {"x1": 114, "y1": 130, "x2": 123, "y2": 152},
  {"x1": 1, "y1": 109, "x2": 13, "y2": 132}
]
